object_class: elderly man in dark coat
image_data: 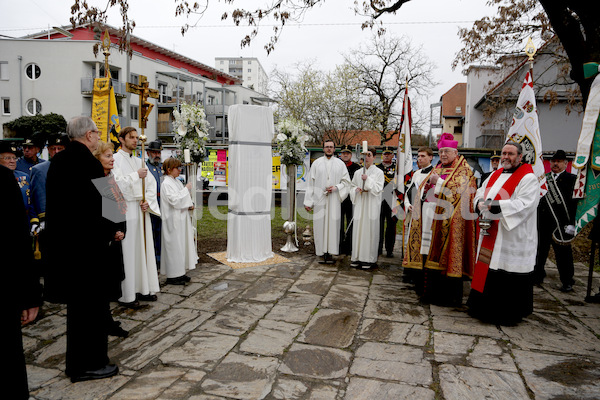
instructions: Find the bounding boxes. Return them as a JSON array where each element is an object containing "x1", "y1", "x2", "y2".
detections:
[{"x1": 45, "y1": 116, "x2": 119, "y2": 382}]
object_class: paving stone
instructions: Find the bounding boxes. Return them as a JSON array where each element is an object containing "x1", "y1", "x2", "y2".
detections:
[
  {"x1": 433, "y1": 332, "x2": 475, "y2": 363},
  {"x1": 333, "y1": 269, "x2": 372, "y2": 287},
  {"x1": 345, "y1": 377, "x2": 435, "y2": 400},
  {"x1": 298, "y1": 308, "x2": 360, "y2": 348},
  {"x1": 22, "y1": 334, "x2": 40, "y2": 353},
  {"x1": 280, "y1": 343, "x2": 351, "y2": 379},
  {"x1": 513, "y1": 349, "x2": 600, "y2": 399},
  {"x1": 156, "y1": 370, "x2": 207, "y2": 400},
  {"x1": 239, "y1": 276, "x2": 295, "y2": 302},
  {"x1": 240, "y1": 319, "x2": 302, "y2": 356},
  {"x1": 288, "y1": 269, "x2": 336, "y2": 295},
  {"x1": 321, "y1": 284, "x2": 369, "y2": 312},
  {"x1": 228, "y1": 265, "x2": 272, "y2": 282},
  {"x1": 202, "y1": 352, "x2": 279, "y2": 399},
  {"x1": 360, "y1": 318, "x2": 429, "y2": 346},
  {"x1": 271, "y1": 377, "x2": 309, "y2": 399},
  {"x1": 501, "y1": 312, "x2": 600, "y2": 355},
  {"x1": 371, "y1": 274, "x2": 405, "y2": 287},
  {"x1": 32, "y1": 335, "x2": 66, "y2": 368},
  {"x1": 147, "y1": 308, "x2": 213, "y2": 335},
  {"x1": 467, "y1": 338, "x2": 517, "y2": 372},
  {"x1": 438, "y1": 364, "x2": 528, "y2": 400},
  {"x1": 32, "y1": 374, "x2": 129, "y2": 400},
  {"x1": 114, "y1": 301, "x2": 170, "y2": 322},
  {"x1": 119, "y1": 332, "x2": 186, "y2": 371},
  {"x1": 109, "y1": 368, "x2": 186, "y2": 399},
  {"x1": 363, "y1": 299, "x2": 428, "y2": 324},
  {"x1": 350, "y1": 342, "x2": 432, "y2": 385},
  {"x1": 176, "y1": 280, "x2": 250, "y2": 312},
  {"x1": 26, "y1": 365, "x2": 62, "y2": 391},
  {"x1": 264, "y1": 293, "x2": 322, "y2": 324},
  {"x1": 263, "y1": 263, "x2": 307, "y2": 279},
  {"x1": 22, "y1": 313, "x2": 66, "y2": 340},
  {"x1": 368, "y1": 283, "x2": 418, "y2": 302},
  {"x1": 190, "y1": 264, "x2": 231, "y2": 284},
  {"x1": 431, "y1": 314, "x2": 504, "y2": 338},
  {"x1": 200, "y1": 301, "x2": 273, "y2": 336},
  {"x1": 159, "y1": 331, "x2": 239, "y2": 370},
  {"x1": 307, "y1": 383, "x2": 338, "y2": 399}
]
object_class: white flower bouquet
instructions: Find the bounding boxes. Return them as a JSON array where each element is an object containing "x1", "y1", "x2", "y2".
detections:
[
  {"x1": 172, "y1": 102, "x2": 210, "y2": 164},
  {"x1": 275, "y1": 118, "x2": 310, "y2": 166}
]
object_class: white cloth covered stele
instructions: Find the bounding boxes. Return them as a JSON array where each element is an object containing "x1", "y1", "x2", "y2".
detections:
[{"x1": 226, "y1": 105, "x2": 274, "y2": 262}]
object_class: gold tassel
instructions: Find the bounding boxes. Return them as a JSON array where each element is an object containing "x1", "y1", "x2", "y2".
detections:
[{"x1": 33, "y1": 234, "x2": 41, "y2": 260}]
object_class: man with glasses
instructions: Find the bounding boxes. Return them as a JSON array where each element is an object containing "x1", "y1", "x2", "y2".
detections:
[
  {"x1": 304, "y1": 140, "x2": 351, "y2": 264},
  {"x1": 45, "y1": 116, "x2": 120, "y2": 382},
  {"x1": 16, "y1": 135, "x2": 47, "y2": 174}
]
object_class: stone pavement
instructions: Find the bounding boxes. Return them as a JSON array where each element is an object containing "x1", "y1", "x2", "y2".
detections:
[{"x1": 24, "y1": 252, "x2": 600, "y2": 400}]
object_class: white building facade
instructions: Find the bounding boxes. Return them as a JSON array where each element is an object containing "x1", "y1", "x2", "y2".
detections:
[{"x1": 215, "y1": 57, "x2": 268, "y2": 95}]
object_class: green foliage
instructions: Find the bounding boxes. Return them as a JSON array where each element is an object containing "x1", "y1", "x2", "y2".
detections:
[{"x1": 4, "y1": 113, "x2": 67, "y2": 140}]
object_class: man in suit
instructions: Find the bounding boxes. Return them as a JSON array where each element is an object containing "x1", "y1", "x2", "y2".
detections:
[
  {"x1": 338, "y1": 144, "x2": 361, "y2": 255},
  {"x1": 45, "y1": 116, "x2": 119, "y2": 382},
  {"x1": 533, "y1": 150, "x2": 578, "y2": 291}
]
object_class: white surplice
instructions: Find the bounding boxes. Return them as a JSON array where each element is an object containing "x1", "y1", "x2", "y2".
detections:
[
  {"x1": 474, "y1": 171, "x2": 540, "y2": 273},
  {"x1": 303, "y1": 156, "x2": 350, "y2": 256},
  {"x1": 349, "y1": 165, "x2": 384, "y2": 263},
  {"x1": 113, "y1": 149, "x2": 160, "y2": 302},
  {"x1": 160, "y1": 176, "x2": 198, "y2": 278}
]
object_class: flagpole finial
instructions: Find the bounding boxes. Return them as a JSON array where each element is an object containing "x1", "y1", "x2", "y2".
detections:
[{"x1": 525, "y1": 37, "x2": 537, "y2": 62}]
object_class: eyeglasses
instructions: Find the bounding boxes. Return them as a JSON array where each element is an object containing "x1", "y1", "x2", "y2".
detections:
[{"x1": 1, "y1": 156, "x2": 17, "y2": 161}]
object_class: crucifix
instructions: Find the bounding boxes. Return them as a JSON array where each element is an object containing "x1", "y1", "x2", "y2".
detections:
[{"x1": 126, "y1": 75, "x2": 159, "y2": 253}]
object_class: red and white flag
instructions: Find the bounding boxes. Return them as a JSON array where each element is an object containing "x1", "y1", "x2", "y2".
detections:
[{"x1": 505, "y1": 71, "x2": 547, "y2": 196}]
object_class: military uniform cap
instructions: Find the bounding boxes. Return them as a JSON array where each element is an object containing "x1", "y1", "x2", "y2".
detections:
[
  {"x1": 490, "y1": 151, "x2": 500, "y2": 160},
  {"x1": 147, "y1": 140, "x2": 163, "y2": 151},
  {"x1": 0, "y1": 141, "x2": 18, "y2": 154},
  {"x1": 340, "y1": 144, "x2": 353, "y2": 153},
  {"x1": 381, "y1": 146, "x2": 394, "y2": 154},
  {"x1": 48, "y1": 133, "x2": 69, "y2": 146}
]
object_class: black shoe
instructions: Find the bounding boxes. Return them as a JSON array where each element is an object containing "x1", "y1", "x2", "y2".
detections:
[
  {"x1": 70, "y1": 364, "x2": 119, "y2": 383},
  {"x1": 118, "y1": 300, "x2": 141, "y2": 309},
  {"x1": 181, "y1": 275, "x2": 191, "y2": 282},
  {"x1": 137, "y1": 293, "x2": 158, "y2": 301},
  {"x1": 385, "y1": 252, "x2": 393, "y2": 258},
  {"x1": 350, "y1": 261, "x2": 360, "y2": 268},
  {"x1": 109, "y1": 325, "x2": 129, "y2": 338},
  {"x1": 166, "y1": 276, "x2": 187, "y2": 285},
  {"x1": 559, "y1": 285, "x2": 574, "y2": 293},
  {"x1": 586, "y1": 293, "x2": 600, "y2": 303}
]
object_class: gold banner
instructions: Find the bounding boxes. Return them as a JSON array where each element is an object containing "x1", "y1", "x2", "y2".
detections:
[
  {"x1": 92, "y1": 77, "x2": 110, "y2": 141},
  {"x1": 108, "y1": 86, "x2": 121, "y2": 143}
]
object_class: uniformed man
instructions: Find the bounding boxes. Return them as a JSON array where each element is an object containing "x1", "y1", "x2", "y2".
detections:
[
  {"x1": 0, "y1": 141, "x2": 34, "y2": 226},
  {"x1": 146, "y1": 140, "x2": 163, "y2": 267},
  {"x1": 377, "y1": 145, "x2": 397, "y2": 257},
  {"x1": 480, "y1": 151, "x2": 501, "y2": 185},
  {"x1": 16, "y1": 135, "x2": 47, "y2": 174},
  {"x1": 339, "y1": 144, "x2": 361, "y2": 255}
]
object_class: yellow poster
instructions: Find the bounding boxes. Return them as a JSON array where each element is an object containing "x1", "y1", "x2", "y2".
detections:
[
  {"x1": 272, "y1": 150, "x2": 281, "y2": 189},
  {"x1": 92, "y1": 77, "x2": 110, "y2": 141},
  {"x1": 201, "y1": 150, "x2": 218, "y2": 182}
]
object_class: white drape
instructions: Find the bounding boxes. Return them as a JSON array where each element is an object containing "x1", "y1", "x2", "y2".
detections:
[{"x1": 226, "y1": 105, "x2": 274, "y2": 262}]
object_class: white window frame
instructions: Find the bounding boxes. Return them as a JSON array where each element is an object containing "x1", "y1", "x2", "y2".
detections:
[
  {"x1": 26, "y1": 98, "x2": 42, "y2": 115},
  {"x1": 25, "y1": 63, "x2": 41, "y2": 80},
  {"x1": 1, "y1": 97, "x2": 10, "y2": 115},
  {"x1": 0, "y1": 62, "x2": 8, "y2": 80},
  {"x1": 130, "y1": 105, "x2": 139, "y2": 121}
]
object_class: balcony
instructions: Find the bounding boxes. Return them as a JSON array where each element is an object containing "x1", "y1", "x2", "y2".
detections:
[
  {"x1": 205, "y1": 104, "x2": 230, "y2": 115},
  {"x1": 81, "y1": 78, "x2": 127, "y2": 97},
  {"x1": 475, "y1": 129, "x2": 505, "y2": 149}
]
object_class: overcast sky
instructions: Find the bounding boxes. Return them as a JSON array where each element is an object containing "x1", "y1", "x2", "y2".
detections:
[{"x1": 0, "y1": 0, "x2": 496, "y2": 132}]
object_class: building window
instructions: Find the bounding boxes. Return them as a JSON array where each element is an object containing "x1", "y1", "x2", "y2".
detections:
[
  {"x1": 2, "y1": 98, "x2": 9, "y2": 115},
  {"x1": 0, "y1": 62, "x2": 8, "y2": 80},
  {"x1": 248, "y1": 60, "x2": 252, "y2": 64},
  {"x1": 220, "y1": 60, "x2": 224, "y2": 64},
  {"x1": 158, "y1": 82, "x2": 168, "y2": 103},
  {"x1": 455, "y1": 106, "x2": 462, "y2": 114},
  {"x1": 130, "y1": 105, "x2": 139, "y2": 121},
  {"x1": 25, "y1": 63, "x2": 41, "y2": 80},
  {"x1": 248, "y1": 68, "x2": 252, "y2": 73},
  {"x1": 247, "y1": 76, "x2": 252, "y2": 80},
  {"x1": 26, "y1": 99, "x2": 42, "y2": 115},
  {"x1": 130, "y1": 73, "x2": 139, "y2": 85},
  {"x1": 207, "y1": 95, "x2": 215, "y2": 105}
]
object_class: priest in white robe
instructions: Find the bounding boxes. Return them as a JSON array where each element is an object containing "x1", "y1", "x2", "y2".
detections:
[
  {"x1": 304, "y1": 140, "x2": 350, "y2": 263},
  {"x1": 467, "y1": 142, "x2": 540, "y2": 325},
  {"x1": 160, "y1": 157, "x2": 198, "y2": 284},
  {"x1": 113, "y1": 127, "x2": 160, "y2": 307},
  {"x1": 349, "y1": 146, "x2": 384, "y2": 269}
]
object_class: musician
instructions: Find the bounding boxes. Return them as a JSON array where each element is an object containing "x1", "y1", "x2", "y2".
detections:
[{"x1": 533, "y1": 150, "x2": 577, "y2": 291}]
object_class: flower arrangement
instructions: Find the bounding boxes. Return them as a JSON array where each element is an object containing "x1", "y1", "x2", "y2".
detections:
[
  {"x1": 172, "y1": 102, "x2": 210, "y2": 164},
  {"x1": 275, "y1": 118, "x2": 310, "y2": 165}
]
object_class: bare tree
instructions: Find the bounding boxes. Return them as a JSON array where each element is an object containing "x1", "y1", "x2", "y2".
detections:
[{"x1": 344, "y1": 34, "x2": 436, "y2": 144}]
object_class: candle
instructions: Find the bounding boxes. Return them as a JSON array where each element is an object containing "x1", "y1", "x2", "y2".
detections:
[
  {"x1": 184, "y1": 149, "x2": 191, "y2": 163},
  {"x1": 362, "y1": 141, "x2": 368, "y2": 153}
]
